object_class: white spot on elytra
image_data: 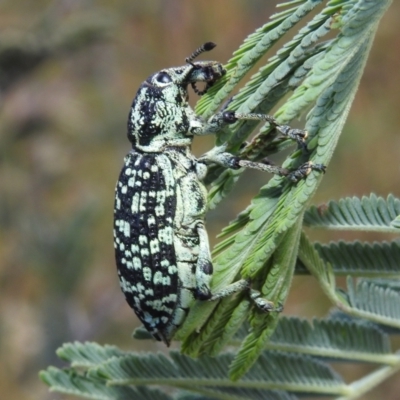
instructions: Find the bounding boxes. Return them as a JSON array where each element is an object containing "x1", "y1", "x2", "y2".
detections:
[
  {"x1": 155, "y1": 204, "x2": 165, "y2": 216},
  {"x1": 161, "y1": 259, "x2": 170, "y2": 267},
  {"x1": 137, "y1": 282, "x2": 145, "y2": 293},
  {"x1": 139, "y1": 235, "x2": 148, "y2": 245},
  {"x1": 131, "y1": 192, "x2": 140, "y2": 213},
  {"x1": 168, "y1": 265, "x2": 178, "y2": 274},
  {"x1": 132, "y1": 257, "x2": 142, "y2": 270},
  {"x1": 153, "y1": 271, "x2": 163, "y2": 284},
  {"x1": 139, "y1": 192, "x2": 147, "y2": 212},
  {"x1": 150, "y1": 239, "x2": 159, "y2": 254},
  {"x1": 123, "y1": 221, "x2": 130, "y2": 237},
  {"x1": 158, "y1": 227, "x2": 173, "y2": 244},
  {"x1": 140, "y1": 248, "x2": 149, "y2": 257},
  {"x1": 142, "y1": 267, "x2": 152, "y2": 281}
]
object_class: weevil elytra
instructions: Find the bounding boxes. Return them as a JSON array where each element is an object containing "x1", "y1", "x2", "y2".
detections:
[{"x1": 114, "y1": 42, "x2": 325, "y2": 345}]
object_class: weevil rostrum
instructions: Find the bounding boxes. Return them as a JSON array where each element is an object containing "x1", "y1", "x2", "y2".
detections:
[{"x1": 114, "y1": 42, "x2": 325, "y2": 345}]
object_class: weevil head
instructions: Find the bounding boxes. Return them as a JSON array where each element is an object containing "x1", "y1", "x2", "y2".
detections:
[
  {"x1": 127, "y1": 44, "x2": 226, "y2": 152},
  {"x1": 144, "y1": 59, "x2": 226, "y2": 103}
]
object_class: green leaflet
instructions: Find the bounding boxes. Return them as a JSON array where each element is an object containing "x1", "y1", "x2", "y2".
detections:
[
  {"x1": 40, "y1": 366, "x2": 171, "y2": 400},
  {"x1": 44, "y1": 344, "x2": 347, "y2": 398},
  {"x1": 346, "y1": 278, "x2": 400, "y2": 327},
  {"x1": 42, "y1": 310, "x2": 400, "y2": 399},
  {"x1": 300, "y1": 232, "x2": 400, "y2": 329},
  {"x1": 304, "y1": 194, "x2": 400, "y2": 232},
  {"x1": 237, "y1": 316, "x2": 395, "y2": 364},
  {"x1": 313, "y1": 240, "x2": 400, "y2": 277}
]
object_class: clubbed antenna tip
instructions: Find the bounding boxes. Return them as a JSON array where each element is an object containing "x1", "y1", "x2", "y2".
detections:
[
  {"x1": 203, "y1": 42, "x2": 216, "y2": 51},
  {"x1": 186, "y1": 42, "x2": 217, "y2": 64}
]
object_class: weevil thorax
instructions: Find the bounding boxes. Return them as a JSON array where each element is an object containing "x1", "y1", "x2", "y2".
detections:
[{"x1": 127, "y1": 59, "x2": 225, "y2": 153}]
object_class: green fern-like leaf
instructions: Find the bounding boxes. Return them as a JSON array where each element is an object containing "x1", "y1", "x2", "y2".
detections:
[
  {"x1": 346, "y1": 278, "x2": 400, "y2": 327},
  {"x1": 235, "y1": 316, "x2": 396, "y2": 364},
  {"x1": 314, "y1": 240, "x2": 400, "y2": 277},
  {"x1": 88, "y1": 350, "x2": 345, "y2": 396},
  {"x1": 43, "y1": 338, "x2": 400, "y2": 399},
  {"x1": 304, "y1": 194, "x2": 400, "y2": 232},
  {"x1": 57, "y1": 342, "x2": 126, "y2": 368},
  {"x1": 176, "y1": 390, "x2": 298, "y2": 400},
  {"x1": 40, "y1": 367, "x2": 170, "y2": 400}
]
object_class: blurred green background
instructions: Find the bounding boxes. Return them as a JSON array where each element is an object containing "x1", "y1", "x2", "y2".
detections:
[{"x1": 0, "y1": 1, "x2": 399, "y2": 399}]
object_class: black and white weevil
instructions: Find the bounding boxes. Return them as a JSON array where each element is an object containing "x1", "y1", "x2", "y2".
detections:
[{"x1": 114, "y1": 42, "x2": 325, "y2": 345}]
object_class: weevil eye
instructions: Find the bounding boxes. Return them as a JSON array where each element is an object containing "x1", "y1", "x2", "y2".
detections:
[{"x1": 156, "y1": 71, "x2": 172, "y2": 84}]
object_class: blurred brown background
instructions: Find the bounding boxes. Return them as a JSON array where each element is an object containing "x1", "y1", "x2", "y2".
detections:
[{"x1": 0, "y1": 1, "x2": 399, "y2": 399}]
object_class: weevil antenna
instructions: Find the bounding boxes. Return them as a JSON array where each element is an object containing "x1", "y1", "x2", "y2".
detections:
[
  {"x1": 186, "y1": 42, "x2": 217, "y2": 95},
  {"x1": 185, "y1": 42, "x2": 216, "y2": 65}
]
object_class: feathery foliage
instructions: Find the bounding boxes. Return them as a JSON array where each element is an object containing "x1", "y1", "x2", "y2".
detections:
[
  {"x1": 41, "y1": 1, "x2": 400, "y2": 399},
  {"x1": 304, "y1": 194, "x2": 400, "y2": 233}
]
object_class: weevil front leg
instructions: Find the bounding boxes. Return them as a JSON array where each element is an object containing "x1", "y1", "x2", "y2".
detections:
[
  {"x1": 231, "y1": 112, "x2": 309, "y2": 149},
  {"x1": 194, "y1": 223, "x2": 282, "y2": 312},
  {"x1": 198, "y1": 142, "x2": 325, "y2": 182},
  {"x1": 191, "y1": 110, "x2": 308, "y2": 148}
]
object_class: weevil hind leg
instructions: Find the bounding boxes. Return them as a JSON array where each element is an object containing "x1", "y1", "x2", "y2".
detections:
[
  {"x1": 249, "y1": 288, "x2": 283, "y2": 312},
  {"x1": 210, "y1": 280, "x2": 283, "y2": 313},
  {"x1": 209, "y1": 278, "x2": 250, "y2": 300},
  {"x1": 194, "y1": 223, "x2": 214, "y2": 300},
  {"x1": 195, "y1": 224, "x2": 283, "y2": 313}
]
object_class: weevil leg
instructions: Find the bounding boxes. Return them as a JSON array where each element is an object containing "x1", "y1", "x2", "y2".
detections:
[
  {"x1": 236, "y1": 159, "x2": 326, "y2": 182},
  {"x1": 209, "y1": 278, "x2": 250, "y2": 300},
  {"x1": 233, "y1": 112, "x2": 309, "y2": 148},
  {"x1": 210, "y1": 280, "x2": 283, "y2": 313},
  {"x1": 199, "y1": 146, "x2": 290, "y2": 176},
  {"x1": 199, "y1": 145, "x2": 325, "y2": 182},
  {"x1": 249, "y1": 289, "x2": 283, "y2": 313},
  {"x1": 286, "y1": 161, "x2": 326, "y2": 182},
  {"x1": 194, "y1": 223, "x2": 214, "y2": 300},
  {"x1": 191, "y1": 110, "x2": 309, "y2": 149},
  {"x1": 195, "y1": 222, "x2": 251, "y2": 301},
  {"x1": 194, "y1": 223, "x2": 281, "y2": 313}
]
